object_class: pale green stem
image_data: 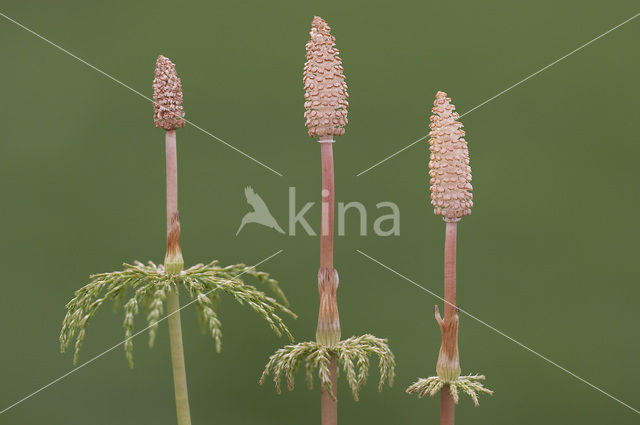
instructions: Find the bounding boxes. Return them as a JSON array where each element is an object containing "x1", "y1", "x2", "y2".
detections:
[{"x1": 168, "y1": 291, "x2": 191, "y2": 425}]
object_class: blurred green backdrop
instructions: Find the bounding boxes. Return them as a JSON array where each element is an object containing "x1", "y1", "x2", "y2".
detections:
[{"x1": 1, "y1": 0, "x2": 639, "y2": 424}]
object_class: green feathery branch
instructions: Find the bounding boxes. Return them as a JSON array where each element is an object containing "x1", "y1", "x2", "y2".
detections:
[
  {"x1": 60, "y1": 261, "x2": 295, "y2": 367},
  {"x1": 260, "y1": 334, "x2": 395, "y2": 401},
  {"x1": 406, "y1": 375, "x2": 492, "y2": 407}
]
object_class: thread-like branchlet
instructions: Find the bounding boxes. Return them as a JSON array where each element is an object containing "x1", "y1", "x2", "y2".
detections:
[
  {"x1": 153, "y1": 55, "x2": 186, "y2": 131},
  {"x1": 428, "y1": 91, "x2": 472, "y2": 221},
  {"x1": 304, "y1": 16, "x2": 349, "y2": 138},
  {"x1": 260, "y1": 335, "x2": 395, "y2": 401},
  {"x1": 60, "y1": 260, "x2": 294, "y2": 366}
]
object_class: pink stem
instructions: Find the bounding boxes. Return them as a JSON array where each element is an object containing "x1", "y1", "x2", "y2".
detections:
[
  {"x1": 318, "y1": 140, "x2": 339, "y2": 425},
  {"x1": 166, "y1": 130, "x2": 178, "y2": 234},
  {"x1": 320, "y1": 142, "x2": 335, "y2": 268},
  {"x1": 441, "y1": 387, "x2": 455, "y2": 425},
  {"x1": 444, "y1": 221, "x2": 457, "y2": 322},
  {"x1": 441, "y1": 220, "x2": 458, "y2": 425}
]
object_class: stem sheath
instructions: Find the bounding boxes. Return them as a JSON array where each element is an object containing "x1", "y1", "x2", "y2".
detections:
[{"x1": 165, "y1": 130, "x2": 191, "y2": 425}]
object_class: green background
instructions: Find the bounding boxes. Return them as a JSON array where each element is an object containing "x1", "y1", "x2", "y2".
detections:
[{"x1": 1, "y1": 0, "x2": 639, "y2": 423}]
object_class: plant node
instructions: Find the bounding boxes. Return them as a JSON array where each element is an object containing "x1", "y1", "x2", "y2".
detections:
[
  {"x1": 435, "y1": 305, "x2": 461, "y2": 381},
  {"x1": 316, "y1": 267, "x2": 340, "y2": 346},
  {"x1": 164, "y1": 211, "x2": 184, "y2": 274}
]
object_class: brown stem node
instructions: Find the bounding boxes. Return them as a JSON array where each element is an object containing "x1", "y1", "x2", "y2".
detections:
[
  {"x1": 164, "y1": 211, "x2": 183, "y2": 274},
  {"x1": 316, "y1": 267, "x2": 340, "y2": 346},
  {"x1": 435, "y1": 307, "x2": 460, "y2": 382}
]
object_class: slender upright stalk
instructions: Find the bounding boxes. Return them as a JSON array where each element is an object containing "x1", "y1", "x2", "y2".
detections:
[
  {"x1": 440, "y1": 389, "x2": 455, "y2": 425},
  {"x1": 321, "y1": 356, "x2": 338, "y2": 425},
  {"x1": 443, "y1": 222, "x2": 457, "y2": 322},
  {"x1": 167, "y1": 291, "x2": 191, "y2": 425},
  {"x1": 440, "y1": 221, "x2": 458, "y2": 425},
  {"x1": 318, "y1": 139, "x2": 339, "y2": 425},
  {"x1": 320, "y1": 142, "x2": 335, "y2": 269},
  {"x1": 164, "y1": 130, "x2": 183, "y2": 274},
  {"x1": 165, "y1": 130, "x2": 179, "y2": 244},
  {"x1": 164, "y1": 130, "x2": 191, "y2": 425}
]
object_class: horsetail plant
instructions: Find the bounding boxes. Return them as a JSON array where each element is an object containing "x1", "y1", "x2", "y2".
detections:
[
  {"x1": 261, "y1": 17, "x2": 395, "y2": 425},
  {"x1": 406, "y1": 91, "x2": 492, "y2": 424},
  {"x1": 60, "y1": 55, "x2": 295, "y2": 425}
]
